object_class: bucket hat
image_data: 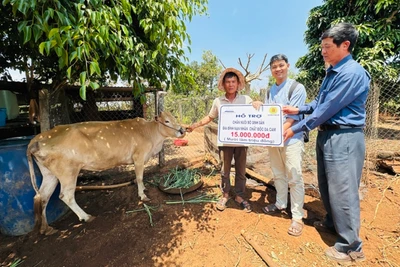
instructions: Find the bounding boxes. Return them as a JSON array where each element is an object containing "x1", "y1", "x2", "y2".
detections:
[{"x1": 217, "y1": 68, "x2": 246, "y2": 91}]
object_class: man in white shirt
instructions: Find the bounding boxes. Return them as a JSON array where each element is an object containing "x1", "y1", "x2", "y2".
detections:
[{"x1": 187, "y1": 68, "x2": 253, "y2": 212}]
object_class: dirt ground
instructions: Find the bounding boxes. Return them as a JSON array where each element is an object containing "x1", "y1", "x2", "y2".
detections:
[
  {"x1": 1, "y1": 129, "x2": 400, "y2": 267},
  {"x1": 1, "y1": 165, "x2": 399, "y2": 267}
]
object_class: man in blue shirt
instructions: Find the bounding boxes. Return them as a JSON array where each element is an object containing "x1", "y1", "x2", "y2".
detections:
[
  {"x1": 283, "y1": 23, "x2": 370, "y2": 263},
  {"x1": 253, "y1": 54, "x2": 307, "y2": 236}
]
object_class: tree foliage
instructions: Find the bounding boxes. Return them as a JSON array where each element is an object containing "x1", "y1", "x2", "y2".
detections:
[
  {"x1": 296, "y1": 0, "x2": 400, "y2": 84},
  {"x1": 1, "y1": 0, "x2": 208, "y2": 99},
  {"x1": 167, "y1": 50, "x2": 221, "y2": 95},
  {"x1": 189, "y1": 50, "x2": 222, "y2": 93},
  {"x1": 0, "y1": 4, "x2": 60, "y2": 84}
]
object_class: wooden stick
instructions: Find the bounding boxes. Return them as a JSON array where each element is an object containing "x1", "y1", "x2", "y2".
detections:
[
  {"x1": 245, "y1": 168, "x2": 273, "y2": 185},
  {"x1": 76, "y1": 181, "x2": 133, "y2": 191},
  {"x1": 240, "y1": 231, "x2": 279, "y2": 267},
  {"x1": 229, "y1": 167, "x2": 273, "y2": 185}
]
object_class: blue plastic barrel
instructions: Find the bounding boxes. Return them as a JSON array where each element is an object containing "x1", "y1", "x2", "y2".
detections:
[
  {"x1": 0, "y1": 108, "x2": 6, "y2": 126},
  {"x1": 0, "y1": 136, "x2": 68, "y2": 236}
]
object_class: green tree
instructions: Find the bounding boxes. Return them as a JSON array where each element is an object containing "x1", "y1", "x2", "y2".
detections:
[
  {"x1": 189, "y1": 50, "x2": 222, "y2": 93},
  {"x1": 164, "y1": 51, "x2": 222, "y2": 124},
  {"x1": 297, "y1": 0, "x2": 400, "y2": 83},
  {"x1": 297, "y1": 0, "x2": 400, "y2": 135},
  {"x1": 0, "y1": 4, "x2": 60, "y2": 87},
  {"x1": 2, "y1": 0, "x2": 208, "y2": 100}
]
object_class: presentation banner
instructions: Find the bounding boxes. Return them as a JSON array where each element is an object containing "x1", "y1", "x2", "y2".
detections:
[{"x1": 218, "y1": 104, "x2": 284, "y2": 147}]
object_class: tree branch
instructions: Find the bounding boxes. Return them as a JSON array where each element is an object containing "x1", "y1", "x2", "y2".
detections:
[
  {"x1": 238, "y1": 58, "x2": 247, "y2": 75},
  {"x1": 218, "y1": 59, "x2": 226, "y2": 69},
  {"x1": 240, "y1": 53, "x2": 269, "y2": 83},
  {"x1": 386, "y1": 9, "x2": 398, "y2": 23}
]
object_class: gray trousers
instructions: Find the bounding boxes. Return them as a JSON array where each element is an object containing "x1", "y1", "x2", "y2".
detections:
[
  {"x1": 218, "y1": 146, "x2": 247, "y2": 197},
  {"x1": 316, "y1": 128, "x2": 365, "y2": 252}
]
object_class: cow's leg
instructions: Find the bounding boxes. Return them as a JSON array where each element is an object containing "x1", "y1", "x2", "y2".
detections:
[
  {"x1": 36, "y1": 165, "x2": 59, "y2": 235},
  {"x1": 58, "y1": 174, "x2": 94, "y2": 223},
  {"x1": 134, "y1": 160, "x2": 149, "y2": 201}
]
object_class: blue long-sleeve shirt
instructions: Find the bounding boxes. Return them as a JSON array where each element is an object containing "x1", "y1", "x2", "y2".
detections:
[{"x1": 291, "y1": 55, "x2": 371, "y2": 134}]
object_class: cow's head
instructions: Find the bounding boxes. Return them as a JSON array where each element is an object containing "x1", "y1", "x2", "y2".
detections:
[{"x1": 156, "y1": 111, "x2": 186, "y2": 138}]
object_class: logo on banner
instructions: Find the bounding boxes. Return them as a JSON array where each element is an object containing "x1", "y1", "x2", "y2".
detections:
[{"x1": 269, "y1": 107, "x2": 279, "y2": 114}]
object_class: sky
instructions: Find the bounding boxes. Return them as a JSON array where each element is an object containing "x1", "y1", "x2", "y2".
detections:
[{"x1": 184, "y1": 0, "x2": 323, "y2": 88}]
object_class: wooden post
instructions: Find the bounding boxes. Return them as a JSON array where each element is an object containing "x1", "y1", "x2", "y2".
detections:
[
  {"x1": 157, "y1": 91, "x2": 167, "y2": 167},
  {"x1": 38, "y1": 89, "x2": 50, "y2": 132},
  {"x1": 365, "y1": 81, "x2": 379, "y2": 139},
  {"x1": 364, "y1": 82, "x2": 380, "y2": 181}
]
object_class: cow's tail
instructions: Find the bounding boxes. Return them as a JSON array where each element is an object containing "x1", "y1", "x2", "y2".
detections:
[{"x1": 27, "y1": 142, "x2": 43, "y2": 231}]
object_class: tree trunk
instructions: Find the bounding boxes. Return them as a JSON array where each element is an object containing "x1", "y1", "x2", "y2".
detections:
[
  {"x1": 244, "y1": 83, "x2": 251, "y2": 95},
  {"x1": 259, "y1": 88, "x2": 266, "y2": 102},
  {"x1": 38, "y1": 89, "x2": 50, "y2": 132}
]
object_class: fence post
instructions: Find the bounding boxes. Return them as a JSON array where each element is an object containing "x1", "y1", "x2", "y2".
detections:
[
  {"x1": 364, "y1": 81, "x2": 380, "y2": 182},
  {"x1": 157, "y1": 91, "x2": 167, "y2": 167},
  {"x1": 365, "y1": 81, "x2": 379, "y2": 139},
  {"x1": 39, "y1": 89, "x2": 50, "y2": 132}
]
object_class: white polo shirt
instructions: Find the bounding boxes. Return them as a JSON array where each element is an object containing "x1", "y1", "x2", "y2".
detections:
[
  {"x1": 208, "y1": 93, "x2": 253, "y2": 147},
  {"x1": 208, "y1": 94, "x2": 253, "y2": 119}
]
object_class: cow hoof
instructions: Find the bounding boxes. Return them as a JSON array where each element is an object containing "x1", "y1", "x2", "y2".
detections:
[
  {"x1": 42, "y1": 226, "x2": 58, "y2": 236},
  {"x1": 81, "y1": 215, "x2": 95, "y2": 223},
  {"x1": 141, "y1": 196, "x2": 151, "y2": 202},
  {"x1": 87, "y1": 215, "x2": 95, "y2": 223}
]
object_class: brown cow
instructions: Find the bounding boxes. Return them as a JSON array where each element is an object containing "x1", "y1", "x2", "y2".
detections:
[{"x1": 27, "y1": 111, "x2": 185, "y2": 235}]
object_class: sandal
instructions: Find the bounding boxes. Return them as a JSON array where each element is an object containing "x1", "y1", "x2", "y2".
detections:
[
  {"x1": 288, "y1": 220, "x2": 304, "y2": 236},
  {"x1": 261, "y1": 203, "x2": 283, "y2": 214},
  {"x1": 237, "y1": 200, "x2": 252, "y2": 213},
  {"x1": 216, "y1": 197, "x2": 229, "y2": 211}
]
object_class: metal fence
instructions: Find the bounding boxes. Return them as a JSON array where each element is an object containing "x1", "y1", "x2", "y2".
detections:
[
  {"x1": 160, "y1": 77, "x2": 400, "y2": 188},
  {"x1": 301, "y1": 77, "x2": 400, "y2": 186},
  {"x1": 60, "y1": 76, "x2": 400, "y2": 188},
  {"x1": 65, "y1": 88, "x2": 149, "y2": 123}
]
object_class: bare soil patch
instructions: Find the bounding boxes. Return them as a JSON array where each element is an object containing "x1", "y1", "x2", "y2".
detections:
[
  {"x1": 1, "y1": 126, "x2": 399, "y2": 267},
  {"x1": 1, "y1": 163, "x2": 399, "y2": 267}
]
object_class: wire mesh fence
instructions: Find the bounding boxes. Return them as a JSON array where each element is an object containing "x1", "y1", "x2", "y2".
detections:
[
  {"x1": 364, "y1": 80, "x2": 400, "y2": 180},
  {"x1": 66, "y1": 88, "x2": 147, "y2": 123},
  {"x1": 160, "y1": 76, "x2": 400, "y2": 189},
  {"x1": 60, "y1": 75, "x2": 400, "y2": 189},
  {"x1": 303, "y1": 77, "x2": 400, "y2": 181}
]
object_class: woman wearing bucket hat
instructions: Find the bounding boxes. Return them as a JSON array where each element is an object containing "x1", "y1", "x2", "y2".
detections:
[{"x1": 187, "y1": 68, "x2": 253, "y2": 212}]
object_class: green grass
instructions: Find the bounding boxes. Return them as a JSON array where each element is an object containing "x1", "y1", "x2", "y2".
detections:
[{"x1": 161, "y1": 167, "x2": 202, "y2": 190}]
